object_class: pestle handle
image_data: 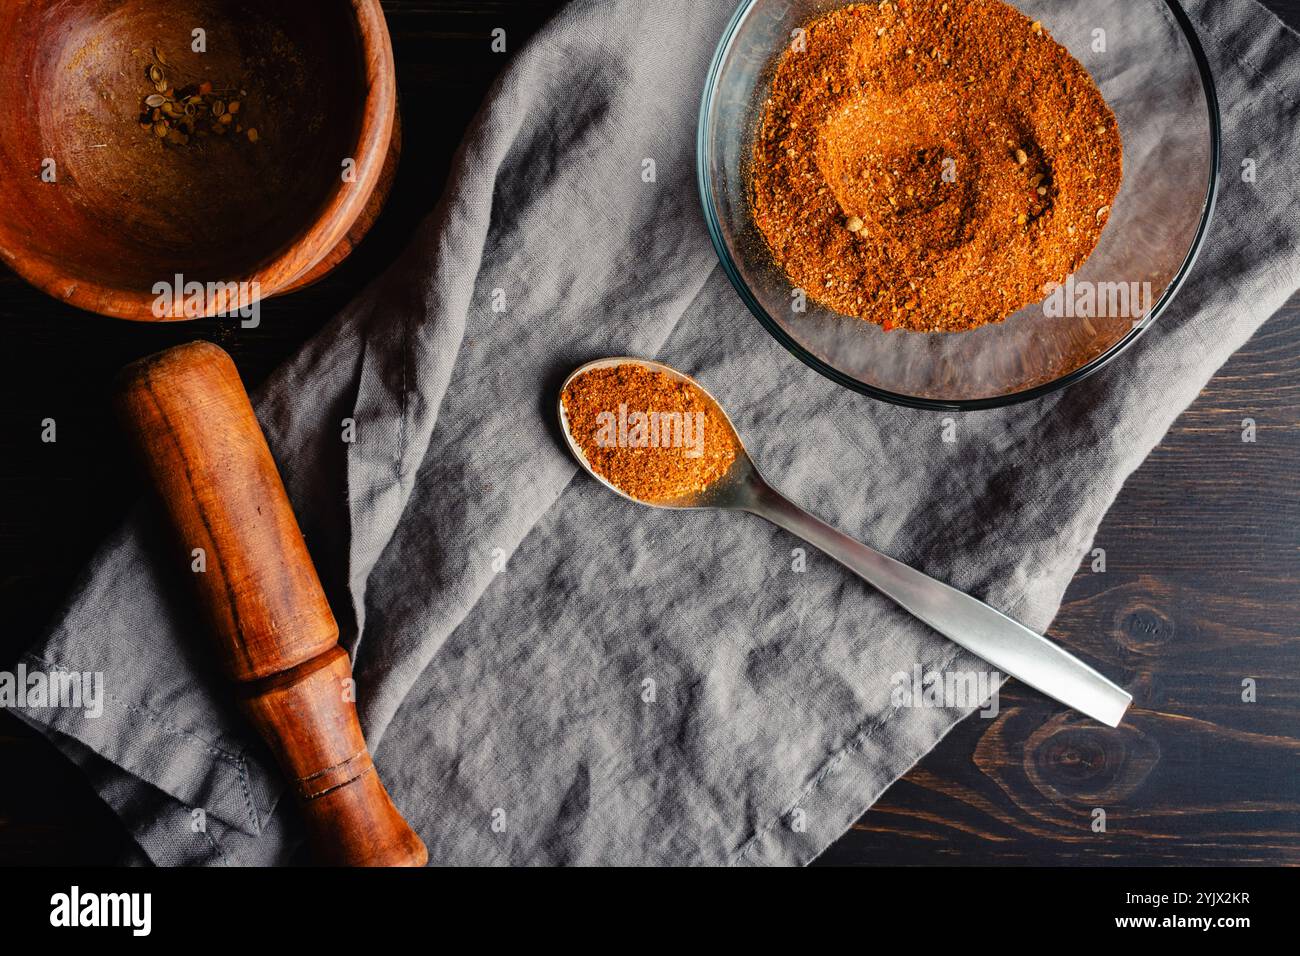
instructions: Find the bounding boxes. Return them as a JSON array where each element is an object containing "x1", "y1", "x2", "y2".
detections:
[{"x1": 115, "y1": 341, "x2": 426, "y2": 867}]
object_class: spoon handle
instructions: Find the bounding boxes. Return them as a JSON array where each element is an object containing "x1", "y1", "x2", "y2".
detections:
[{"x1": 745, "y1": 481, "x2": 1131, "y2": 727}]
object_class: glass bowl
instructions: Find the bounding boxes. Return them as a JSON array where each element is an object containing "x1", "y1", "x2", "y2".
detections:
[{"x1": 698, "y1": 0, "x2": 1220, "y2": 409}]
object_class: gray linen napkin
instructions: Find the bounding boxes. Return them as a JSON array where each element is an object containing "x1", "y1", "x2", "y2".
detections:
[{"x1": 15, "y1": 0, "x2": 1300, "y2": 865}]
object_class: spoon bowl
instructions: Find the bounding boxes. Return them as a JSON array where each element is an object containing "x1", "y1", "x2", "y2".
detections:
[{"x1": 558, "y1": 356, "x2": 765, "y2": 511}]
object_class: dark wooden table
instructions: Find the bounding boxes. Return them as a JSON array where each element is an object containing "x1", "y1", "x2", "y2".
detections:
[{"x1": 1, "y1": 0, "x2": 1296, "y2": 866}]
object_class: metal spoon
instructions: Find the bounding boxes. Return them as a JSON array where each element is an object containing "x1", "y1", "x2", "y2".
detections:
[{"x1": 558, "y1": 357, "x2": 1132, "y2": 727}]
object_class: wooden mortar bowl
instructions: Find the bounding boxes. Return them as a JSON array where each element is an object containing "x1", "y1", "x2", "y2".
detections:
[{"x1": 0, "y1": 0, "x2": 398, "y2": 321}]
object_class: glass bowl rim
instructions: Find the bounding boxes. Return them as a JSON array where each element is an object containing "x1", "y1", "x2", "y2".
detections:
[{"x1": 695, "y1": 0, "x2": 1223, "y2": 411}]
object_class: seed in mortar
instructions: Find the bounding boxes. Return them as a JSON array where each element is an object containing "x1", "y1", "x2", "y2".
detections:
[
  {"x1": 135, "y1": 50, "x2": 259, "y2": 149},
  {"x1": 561, "y1": 364, "x2": 738, "y2": 504}
]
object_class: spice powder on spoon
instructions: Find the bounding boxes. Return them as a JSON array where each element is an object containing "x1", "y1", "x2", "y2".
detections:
[
  {"x1": 750, "y1": 0, "x2": 1124, "y2": 333},
  {"x1": 561, "y1": 364, "x2": 739, "y2": 504}
]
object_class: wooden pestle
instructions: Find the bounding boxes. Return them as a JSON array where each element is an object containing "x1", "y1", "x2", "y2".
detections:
[{"x1": 115, "y1": 341, "x2": 427, "y2": 867}]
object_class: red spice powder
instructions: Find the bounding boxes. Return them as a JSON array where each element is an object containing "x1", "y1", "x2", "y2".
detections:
[
  {"x1": 561, "y1": 364, "x2": 738, "y2": 504},
  {"x1": 749, "y1": 0, "x2": 1124, "y2": 333}
]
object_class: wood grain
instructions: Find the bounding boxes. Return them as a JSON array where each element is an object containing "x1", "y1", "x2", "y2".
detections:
[{"x1": 1, "y1": 0, "x2": 1297, "y2": 866}]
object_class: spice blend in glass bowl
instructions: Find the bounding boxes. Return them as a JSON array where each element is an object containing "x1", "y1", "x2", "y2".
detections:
[
  {"x1": 749, "y1": 0, "x2": 1123, "y2": 333},
  {"x1": 561, "y1": 364, "x2": 739, "y2": 504}
]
